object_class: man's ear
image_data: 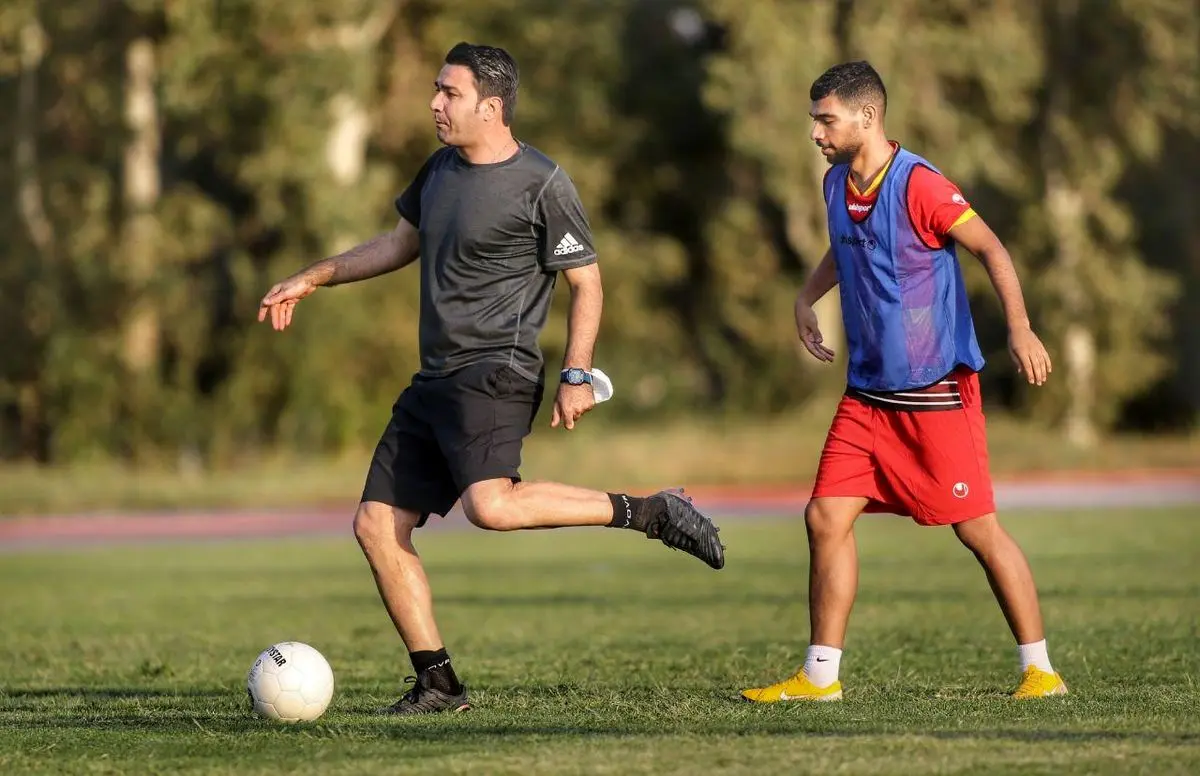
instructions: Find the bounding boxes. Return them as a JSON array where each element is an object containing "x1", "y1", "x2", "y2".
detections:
[
  {"x1": 861, "y1": 102, "x2": 879, "y2": 130},
  {"x1": 485, "y1": 96, "x2": 503, "y2": 122}
]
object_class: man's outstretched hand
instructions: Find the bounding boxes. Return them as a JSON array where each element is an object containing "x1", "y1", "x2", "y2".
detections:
[{"x1": 258, "y1": 273, "x2": 320, "y2": 331}]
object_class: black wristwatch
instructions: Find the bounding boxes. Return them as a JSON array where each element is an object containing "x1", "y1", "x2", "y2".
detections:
[{"x1": 560, "y1": 368, "x2": 593, "y2": 387}]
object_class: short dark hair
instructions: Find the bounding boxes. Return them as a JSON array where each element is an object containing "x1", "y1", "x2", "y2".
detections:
[
  {"x1": 810, "y1": 61, "x2": 887, "y2": 114},
  {"x1": 445, "y1": 42, "x2": 520, "y2": 125}
]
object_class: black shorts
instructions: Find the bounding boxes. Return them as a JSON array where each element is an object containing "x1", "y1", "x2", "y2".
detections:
[{"x1": 360, "y1": 362, "x2": 544, "y2": 525}]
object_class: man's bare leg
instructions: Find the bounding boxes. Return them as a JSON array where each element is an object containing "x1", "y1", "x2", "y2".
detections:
[
  {"x1": 458, "y1": 478, "x2": 725, "y2": 569},
  {"x1": 353, "y1": 501, "x2": 443, "y2": 651},
  {"x1": 739, "y1": 496, "x2": 867, "y2": 701},
  {"x1": 953, "y1": 512, "x2": 1066, "y2": 697},
  {"x1": 953, "y1": 513, "x2": 1045, "y2": 644},
  {"x1": 806, "y1": 497, "x2": 870, "y2": 650},
  {"x1": 353, "y1": 501, "x2": 469, "y2": 713}
]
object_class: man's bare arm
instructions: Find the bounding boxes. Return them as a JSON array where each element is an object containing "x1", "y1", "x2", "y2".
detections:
[
  {"x1": 258, "y1": 217, "x2": 420, "y2": 330},
  {"x1": 794, "y1": 248, "x2": 838, "y2": 362},
  {"x1": 949, "y1": 216, "x2": 1031, "y2": 330},
  {"x1": 798, "y1": 248, "x2": 838, "y2": 308},
  {"x1": 560, "y1": 262, "x2": 603, "y2": 370},
  {"x1": 550, "y1": 262, "x2": 603, "y2": 430},
  {"x1": 949, "y1": 215, "x2": 1052, "y2": 385},
  {"x1": 306, "y1": 216, "x2": 421, "y2": 287}
]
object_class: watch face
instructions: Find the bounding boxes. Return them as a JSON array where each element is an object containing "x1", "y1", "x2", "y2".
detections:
[{"x1": 564, "y1": 368, "x2": 588, "y2": 385}]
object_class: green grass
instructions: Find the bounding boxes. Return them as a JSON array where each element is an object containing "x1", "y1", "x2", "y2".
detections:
[
  {"x1": 1, "y1": 409, "x2": 1197, "y2": 515},
  {"x1": 1, "y1": 508, "x2": 1198, "y2": 774}
]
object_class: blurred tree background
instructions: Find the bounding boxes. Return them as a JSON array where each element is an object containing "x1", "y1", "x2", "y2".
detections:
[{"x1": 0, "y1": 0, "x2": 1197, "y2": 467}]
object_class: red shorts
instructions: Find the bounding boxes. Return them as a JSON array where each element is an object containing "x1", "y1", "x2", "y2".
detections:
[{"x1": 811, "y1": 369, "x2": 996, "y2": 526}]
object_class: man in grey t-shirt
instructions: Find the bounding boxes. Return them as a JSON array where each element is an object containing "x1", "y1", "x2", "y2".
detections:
[
  {"x1": 398, "y1": 142, "x2": 597, "y2": 381},
  {"x1": 258, "y1": 42, "x2": 724, "y2": 716}
]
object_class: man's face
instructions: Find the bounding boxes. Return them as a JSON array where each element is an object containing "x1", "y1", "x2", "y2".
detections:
[
  {"x1": 430, "y1": 64, "x2": 487, "y2": 146},
  {"x1": 809, "y1": 94, "x2": 865, "y2": 165}
]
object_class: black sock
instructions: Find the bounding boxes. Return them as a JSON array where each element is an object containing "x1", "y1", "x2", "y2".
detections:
[
  {"x1": 607, "y1": 493, "x2": 648, "y2": 531},
  {"x1": 409, "y1": 648, "x2": 462, "y2": 694}
]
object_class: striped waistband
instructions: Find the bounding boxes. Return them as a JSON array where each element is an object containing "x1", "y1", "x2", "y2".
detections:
[{"x1": 846, "y1": 378, "x2": 964, "y2": 411}]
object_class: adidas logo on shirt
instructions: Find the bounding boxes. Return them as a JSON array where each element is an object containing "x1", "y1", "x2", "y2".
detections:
[{"x1": 553, "y1": 232, "x2": 587, "y2": 256}]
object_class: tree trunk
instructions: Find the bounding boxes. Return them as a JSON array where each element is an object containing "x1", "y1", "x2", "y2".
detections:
[
  {"x1": 1041, "y1": 0, "x2": 1097, "y2": 448},
  {"x1": 313, "y1": 7, "x2": 396, "y2": 253},
  {"x1": 326, "y1": 93, "x2": 371, "y2": 253},
  {"x1": 14, "y1": 18, "x2": 53, "y2": 461},
  {"x1": 121, "y1": 37, "x2": 162, "y2": 457},
  {"x1": 1045, "y1": 173, "x2": 1097, "y2": 448},
  {"x1": 16, "y1": 19, "x2": 54, "y2": 260},
  {"x1": 1182, "y1": 220, "x2": 1200, "y2": 419}
]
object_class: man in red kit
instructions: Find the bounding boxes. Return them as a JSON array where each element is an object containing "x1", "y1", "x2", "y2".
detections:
[{"x1": 740, "y1": 61, "x2": 1068, "y2": 701}]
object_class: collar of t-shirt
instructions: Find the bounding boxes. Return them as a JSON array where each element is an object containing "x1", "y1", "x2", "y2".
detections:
[{"x1": 846, "y1": 141, "x2": 901, "y2": 205}]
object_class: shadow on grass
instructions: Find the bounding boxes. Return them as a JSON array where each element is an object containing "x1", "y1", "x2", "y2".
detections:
[
  {"x1": 1, "y1": 687, "x2": 229, "y2": 700},
  {"x1": 2, "y1": 715, "x2": 1193, "y2": 748},
  {"x1": 1, "y1": 686, "x2": 1195, "y2": 748},
  {"x1": 426, "y1": 585, "x2": 1196, "y2": 608}
]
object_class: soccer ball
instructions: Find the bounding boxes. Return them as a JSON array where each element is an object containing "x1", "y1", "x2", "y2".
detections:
[{"x1": 246, "y1": 641, "x2": 335, "y2": 722}]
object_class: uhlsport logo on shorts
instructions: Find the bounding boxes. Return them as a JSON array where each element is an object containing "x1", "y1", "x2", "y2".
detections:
[
  {"x1": 952, "y1": 482, "x2": 970, "y2": 499},
  {"x1": 554, "y1": 232, "x2": 587, "y2": 256}
]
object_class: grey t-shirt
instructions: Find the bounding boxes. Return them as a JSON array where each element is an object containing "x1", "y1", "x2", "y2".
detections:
[{"x1": 396, "y1": 143, "x2": 597, "y2": 382}]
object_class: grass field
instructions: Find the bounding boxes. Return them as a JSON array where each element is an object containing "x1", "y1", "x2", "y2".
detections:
[
  {"x1": 1, "y1": 508, "x2": 1197, "y2": 775},
  {"x1": 1, "y1": 408, "x2": 1197, "y2": 515}
]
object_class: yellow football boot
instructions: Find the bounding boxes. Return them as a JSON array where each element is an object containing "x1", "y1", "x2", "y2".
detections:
[
  {"x1": 740, "y1": 670, "x2": 843, "y2": 703},
  {"x1": 1012, "y1": 666, "x2": 1068, "y2": 699}
]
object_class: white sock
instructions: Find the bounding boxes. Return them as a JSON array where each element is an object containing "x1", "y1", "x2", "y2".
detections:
[
  {"x1": 803, "y1": 644, "x2": 842, "y2": 687},
  {"x1": 1017, "y1": 639, "x2": 1054, "y2": 673}
]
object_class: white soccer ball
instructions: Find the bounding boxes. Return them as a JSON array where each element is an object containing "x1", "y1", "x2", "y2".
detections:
[{"x1": 246, "y1": 641, "x2": 335, "y2": 722}]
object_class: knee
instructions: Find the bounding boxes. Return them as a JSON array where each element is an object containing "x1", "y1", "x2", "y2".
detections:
[
  {"x1": 953, "y1": 514, "x2": 1001, "y2": 553},
  {"x1": 463, "y1": 492, "x2": 519, "y2": 532},
  {"x1": 353, "y1": 502, "x2": 411, "y2": 551},
  {"x1": 804, "y1": 499, "x2": 852, "y2": 543}
]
